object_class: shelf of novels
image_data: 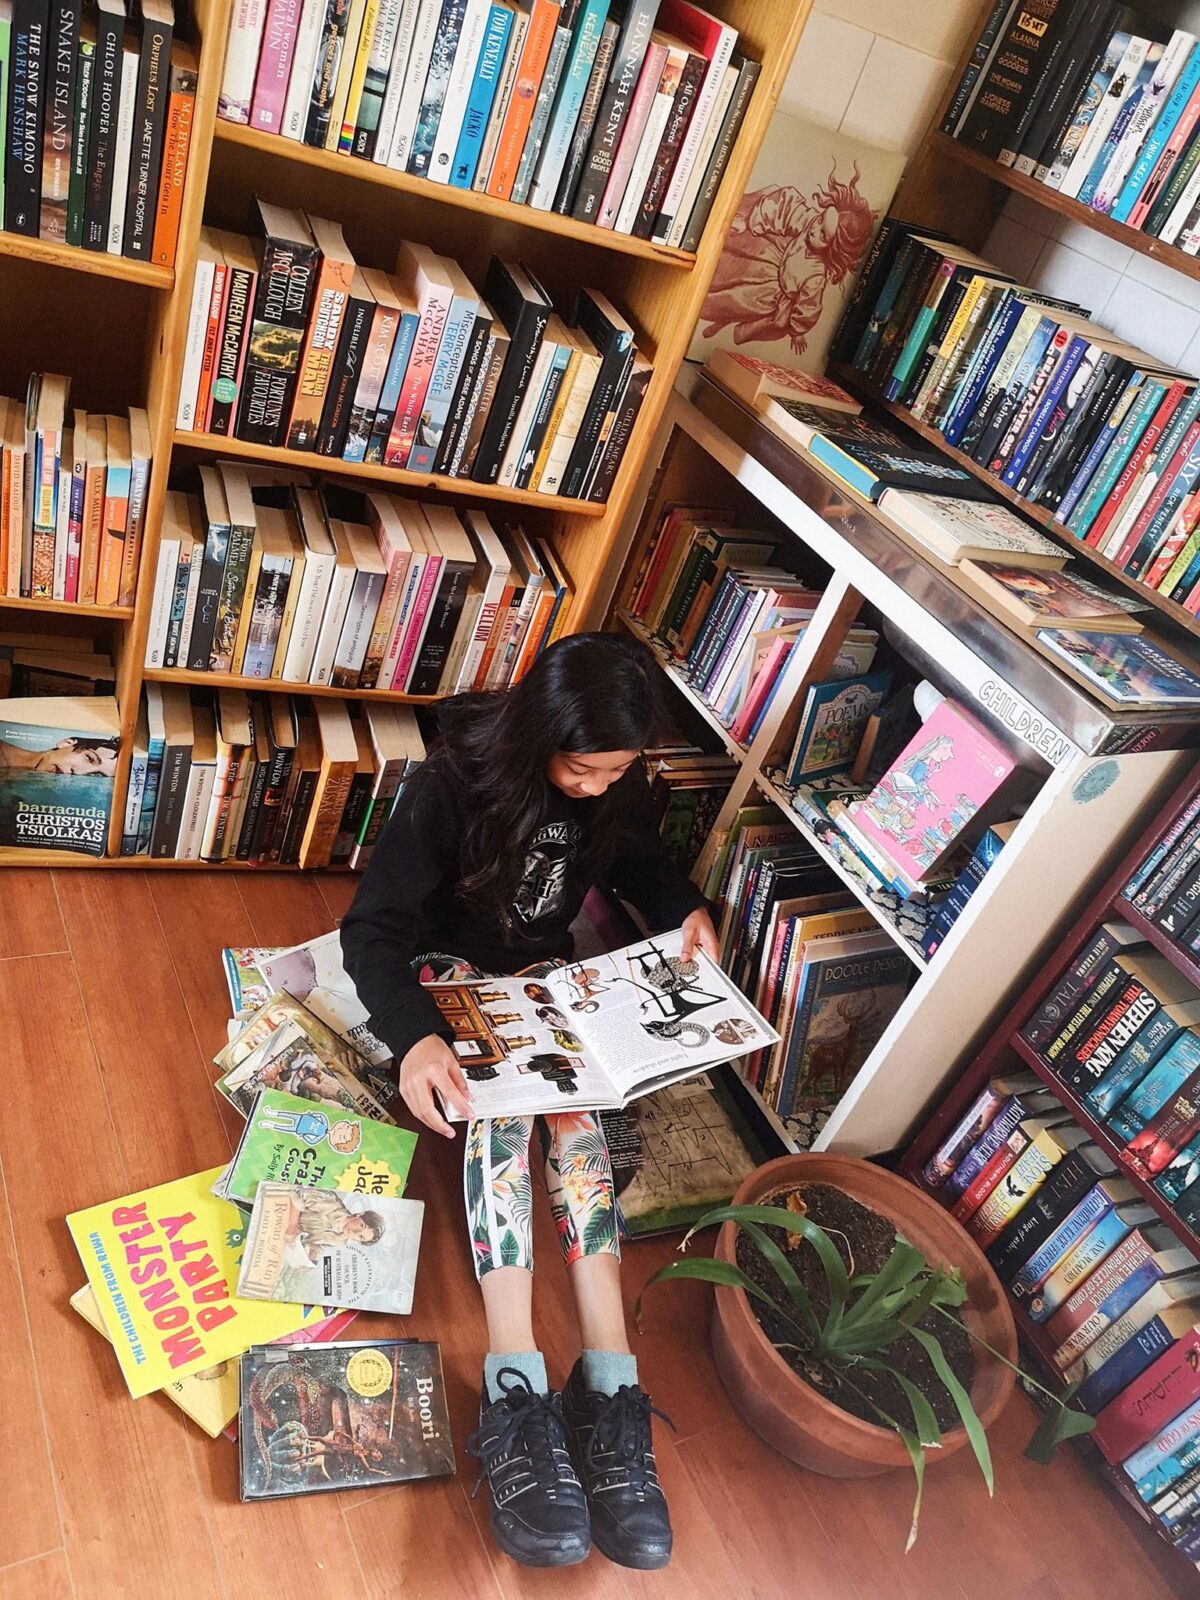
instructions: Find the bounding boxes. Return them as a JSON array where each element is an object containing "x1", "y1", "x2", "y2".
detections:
[
  {"x1": 606, "y1": 369, "x2": 1197, "y2": 1157},
  {"x1": 170, "y1": 430, "x2": 607, "y2": 519},
  {"x1": 925, "y1": 130, "x2": 1200, "y2": 289},
  {"x1": 210, "y1": 121, "x2": 699, "y2": 272},
  {"x1": 828, "y1": 362, "x2": 1200, "y2": 648},
  {"x1": 1117, "y1": 897, "x2": 1200, "y2": 990}
]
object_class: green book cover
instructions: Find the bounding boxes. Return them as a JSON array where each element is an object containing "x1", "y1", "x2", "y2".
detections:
[
  {"x1": 222, "y1": 1087, "x2": 418, "y2": 1209},
  {"x1": 1066, "y1": 378, "x2": 1166, "y2": 538}
]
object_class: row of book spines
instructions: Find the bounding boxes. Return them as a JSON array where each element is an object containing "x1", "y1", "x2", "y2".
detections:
[
  {"x1": 146, "y1": 487, "x2": 574, "y2": 701},
  {"x1": 178, "y1": 224, "x2": 650, "y2": 505},
  {"x1": 832, "y1": 220, "x2": 1200, "y2": 611},
  {"x1": 124, "y1": 689, "x2": 424, "y2": 867},
  {"x1": 944, "y1": 4, "x2": 1200, "y2": 246},
  {"x1": 219, "y1": 0, "x2": 758, "y2": 254},
  {"x1": 2, "y1": 0, "x2": 195, "y2": 266},
  {"x1": 1123, "y1": 785, "x2": 1200, "y2": 958},
  {"x1": 0, "y1": 391, "x2": 149, "y2": 609}
]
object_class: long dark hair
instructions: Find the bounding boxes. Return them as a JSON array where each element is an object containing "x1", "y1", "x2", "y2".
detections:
[{"x1": 431, "y1": 632, "x2": 672, "y2": 928}]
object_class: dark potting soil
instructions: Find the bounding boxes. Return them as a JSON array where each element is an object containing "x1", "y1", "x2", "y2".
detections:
[{"x1": 735, "y1": 1182, "x2": 975, "y2": 1433}]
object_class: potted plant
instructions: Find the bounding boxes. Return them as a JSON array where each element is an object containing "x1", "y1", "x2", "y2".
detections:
[{"x1": 638, "y1": 1154, "x2": 1094, "y2": 1548}]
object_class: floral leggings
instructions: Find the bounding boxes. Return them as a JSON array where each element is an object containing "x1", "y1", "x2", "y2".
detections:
[{"x1": 413, "y1": 955, "x2": 621, "y2": 1280}]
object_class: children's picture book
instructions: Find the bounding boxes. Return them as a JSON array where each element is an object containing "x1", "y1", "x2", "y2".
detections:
[
  {"x1": 0, "y1": 696, "x2": 121, "y2": 856},
  {"x1": 218, "y1": 1088, "x2": 418, "y2": 1209},
  {"x1": 1035, "y1": 631, "x2": 1200, "y2": 707},
  {"x1": 425, "y1": 931, "x2": 778, "y2": 1119},
  {"x1": 238, "y1": 1183, "x2": 425, "y2": 1315},
  {"x1": 217, "y1": 1016, "x2": 396, "y2": 1123},
  {"x1": 239, "y1": 1340, "x2": 455, "y2": 1499},
  {"x1": 66, "y1": 1168, "x2": 319, "y2": 1398},
  {"x1": 215, "y1": 990, "x2": 396, "y2": 1113},
  {"x1": 70, "y1": 1284, "x2": 357, "y2": 1439},
  {"x1": 876, "y1": 490, "x2": 1067, "y2": 567},
  {"x1": 785, "y1": 671, "x2": 892, "y2": 783},
  {"x1": 223, "y1": 947, "x2": 284, "y2": 1015},
  {"x1": 598, "y1": 1072, "x2": 768, "y2": 1239},
  {"x1": 259, "y1": 931, "x2": 390, "y2": 1065},
  {"x1": 957, "y1": 562, "x2": 1148, "y2": 633},
  {"x1": 845, "y1": 697, "x2": 1016, "y2": 892}
]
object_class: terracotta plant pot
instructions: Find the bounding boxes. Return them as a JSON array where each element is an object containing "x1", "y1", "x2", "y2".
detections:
[{"x1": 711, "y1": 1153, "x2": 1018, "y2": 1479}]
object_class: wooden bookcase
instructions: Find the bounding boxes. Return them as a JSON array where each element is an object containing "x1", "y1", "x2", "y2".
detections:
[
  {"x1": 604, "y1": 371, "x2": 1196, "y2": 1155},
  {"x1": 831, "y1": 0, "x2": 1200, "y2": 652},
  {"x1": 899, "y1": 764, "x2": 1200, "y2": 1567},
  {"x1": 0, "y1": 0, "x2": 811, "y2": 866}
]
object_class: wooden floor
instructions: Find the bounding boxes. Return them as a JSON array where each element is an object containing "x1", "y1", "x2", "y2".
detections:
[{"x1": 0, "y1": 868, "x2": 1194, "y2": 1600}]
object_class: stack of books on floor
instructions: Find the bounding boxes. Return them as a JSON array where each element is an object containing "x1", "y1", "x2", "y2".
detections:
[
  {"x1": 124, "y1": 685, "x2": 427, "y2": 865},
  {"x1": 3, "y1": 0, "x2": 196, "y2": 264},
  {"x1": 692, "y1": 801, "x2": 911, "y2": 1145},
  {"x1": 178, "y1": 204, "x2": 648, "y2": 502},
  {"x1": 920, "y1": 1057, "x2": 1200, "y2": 1561},
  {"x1": 217, "y1": 0, "x2": 760, "y2": 254},
  {"x1": 66, "y1": 935, "x2": 458, "y2": 1499},
  {"x1": 831, "y1": 217, "x2": 1200, "y2": 622},
  {"x1": 1, "y1": 374, "x2": 151, "y2": 607},
  {"x1": 144, "y1": 463, "x2": 573, "y2": 694},
  {"x1": 945, "y1": 4, "x2": 1200, "y2": 253},
  {"x1": 1122, "y1": 786, "x2": 1200, "y2": 963}
]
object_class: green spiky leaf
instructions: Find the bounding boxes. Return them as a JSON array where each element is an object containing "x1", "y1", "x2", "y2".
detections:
[
  {"x1": 634, "y1": 1255, "x2": 809, "y2": 1337},
  {"x1": 1024, "y1": 1388, "x2": 1096, "y2": 1465},
  {"x1": 908, "y1": 1326, "x2": 993, "y2": 1495}
]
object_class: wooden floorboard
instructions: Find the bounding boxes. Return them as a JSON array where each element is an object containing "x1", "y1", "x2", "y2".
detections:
[
  {"x1": 0, "y1": 871, "x2": 66, "y2": 960},
  {"x1": 0, "y1": 1551, "x2": 74, "y2": 1600},
  {"x1": 0, "y1": 870, "x2": 1191, "y2": 1599}
]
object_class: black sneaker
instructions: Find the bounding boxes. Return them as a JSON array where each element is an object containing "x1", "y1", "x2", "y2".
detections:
[
  {"x1": 465, "y1": 1369, "x2": 590, "y2": 1568},
  {"x1": 561, "y1": 1360, "x2": 674, "y2": 1570}
]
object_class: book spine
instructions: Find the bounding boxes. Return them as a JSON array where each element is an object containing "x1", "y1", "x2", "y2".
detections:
[
  {"x1": 653, "y1": 21, "x2": 738, "y2": 246},
  {"x1": 529, "y1": 0, "x2": 609, "y2": 209},
  {"x1": 432, "y1": 310, "x2": 491, "y2": 473},
  {"x1": 304, "y1": 0, "x2": 353, "y2": 147},
  {"x1": 1009, "y1": 1184, "x2": 1116, "y2": 1298},
  {"x1": 144, "y1": 540, "x2": 179, "y2": 668},
  {"x1": 162, "y1": 545, "x2": 194, "y2": 669},
  {"x1": 39, "y1": 0, "x2": 79, "y2": 242},
  {"x1": 941, "y1": 0, "x2": 1019, "y2": 135},
  {"x1": 407, "y1": 292, "x2": 477, "y2": 471},
  {"x1": 487, "y1": 0, "x2": 560, "y2": 199},
  {"x1": 408, "y1": 0, "x2": 470, "y2": 179},
  {"x1": 385, "y1": 0, "x2": 442, "y2": 168},
  {"x1": 408, "y1": 557, "x2": 472, "y2": 693},
  {"x1": 364, "y1": 306, "x2": 420, "y2": 463},
  {"x1": 394, "y1": 552, "x2": 443, "y2": 687},
  {"x1": 959, "y1": 0, "x2": 1075, "y2": 158},
  {"x1": 448, "y1": 2, "x2": 511, "y2": 186},
  {"x1": 677, "y1": 56, "x2": 757, "y2": 253},
  {"x1": 123, "y1": 6, "x2": 172, "y2": 258},
  {"x1": 451, "y1": 327, "x2": 507, "y2": 476},
  {"x1": 208, "y1": 262, "x2": 257, "y2": 437},
  {"x1": 1093, "y1": 1330, "x2": 1200, "y2": 1463},
  {"x1": 586, "y1": 353, "x2": 647, "y2": 500},
  {"x1": 64, "y1": 31, "x2": 94, "y2": 246},
  {"x1": 553, "y1": 14, "x2": 616, "y2": 211},
  {"x1": 236, "y1": 233, "x2": 320, "y2": 448},
  {"x1": 281, "y1": 0, "x2": 332, "y2": 139},
  {"x1": 570, "y1": 0, "x2": 655, "y2": 221},
  {"x1": 595, "y1": 37, "x2": 663, "y2": 228},
  {"x1": 1050, "y1": 1247, "x2": 1162, "y2": 1363},
  {"x1": 471, "y1": 305, "x2": 550, "y2": 483},
  {"x1": 511, "y1": 18, "x2": 570, "y2": 205},
  {"x1": 150, "y1": 57, "x2": 196, "y2": 269},
  {"x1": 317, "y1": 291, "x2": 375, "y2": 457},
  {"x1": 629, "y1": 46, "x2": 702, "y2": 238},
  {"x1": 344, "y1": 303, "x2": 402, "y2": 462},
  {"x1": 250, "y1": 0, "x2": 304, "y2": 132},
  {"x1": 6, "y1": 0, "x2": 50, "y2": 234},
  {"x1": 219, "y1": 0, "x2": 269, "y2": 123}
]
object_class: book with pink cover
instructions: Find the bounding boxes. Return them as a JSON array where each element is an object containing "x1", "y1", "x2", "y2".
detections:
[{"x1": 845, "y1": 698, "x2": 1015, "y2": 892}]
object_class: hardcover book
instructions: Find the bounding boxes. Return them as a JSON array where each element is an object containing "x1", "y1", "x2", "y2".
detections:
[
  {"x1": 1035, "y1": 630, "x2": 1200, "y2": 706},
  {"x1": 958, "y1": 561, "x2": 1148, "y2": 633},
  {"x1": 238, "y1": 1182, "x2": 425, "y2": 1313},
  {"x1": 238, "y1": 1340, "x2": 454, "y2": 1497},
  {"x1": 784, "y1": 672, "x2": 892, "y2": 784}
]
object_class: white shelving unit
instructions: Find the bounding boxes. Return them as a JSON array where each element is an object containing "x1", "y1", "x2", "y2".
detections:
[{"x1": 611, "y1": 373, "x2": 1198, "y2": 1158}]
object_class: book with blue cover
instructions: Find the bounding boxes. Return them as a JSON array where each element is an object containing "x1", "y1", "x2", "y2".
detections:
[
  {"x1": 807, "y1": 431, "x2": 994, "y2": 504},
  {"x1": 784, "y1": 672, "x2": 892, "y2": 784}
]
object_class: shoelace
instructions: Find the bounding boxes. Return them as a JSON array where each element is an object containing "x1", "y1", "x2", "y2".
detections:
[
  {"x1": 465, "y1": 1369, "x2": 572, "y2": 1495},
  {"x1": 585, "y1": 1384, "x2": 675, "y2": 1485}
]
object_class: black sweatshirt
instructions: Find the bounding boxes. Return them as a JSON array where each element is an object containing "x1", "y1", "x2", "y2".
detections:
[{"x1": 340, "y1": 759, "x2": 708, "y2": 1065}]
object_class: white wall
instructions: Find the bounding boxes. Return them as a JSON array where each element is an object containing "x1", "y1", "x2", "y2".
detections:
[
  {"x1": 776, "y1": 0, "x2": 980, "y2": 157},
  {"x1": 986, "y1": 194, "x2": 1200, "y2": 374}
]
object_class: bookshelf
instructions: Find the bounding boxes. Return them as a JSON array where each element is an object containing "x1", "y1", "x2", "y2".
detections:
[
  {"x1": 0, "y1": 0, "x2": 812, "y2": 866},
  {"x1": 900, "y1": 765, "x2": 1200, "y2": 1570},
  {"x1": 844, "y1": 0, "x2": 1200, "y2": 648},
  {"x1": 607, "y1": 371, "x2": 1195, "y2": 1158}
]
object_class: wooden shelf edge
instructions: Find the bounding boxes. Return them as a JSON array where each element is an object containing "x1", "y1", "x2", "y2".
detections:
[
  {"x1": 829, "y1": 363, "x2": 1200, "y2": 644},
  {"x1": 0, "y1": 594, "x2": 135, "y2": 619},
  {"x1": 171, "y1": 429, "x2": 608, "y2": 517},
  {"x1": 1009, "y1": 1033, "x2": 1200, "y2": 1256},
  {"x1": 142, "y1": 667, "x2": 441, "y2": 702},
  {"x1": 0, "y1": 850, "x2": 357, "y2": 870},
  {"x1": 0, "y1": 228, "x2": 174, "y2": 287},
  {"x1": 1115, "y1": 895, "x2": 1200, "y2": 989},
  {"x1": 931, "y1": 131, "x2": 1200, "y2": 287},
  {"x1": 212, "y1": 121, "x2": 699, "y2": 272}
]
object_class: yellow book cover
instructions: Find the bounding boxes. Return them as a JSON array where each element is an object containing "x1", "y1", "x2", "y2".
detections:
[{"x1": 66, "y1": 1166, "x2": 315, "y2": 1398}]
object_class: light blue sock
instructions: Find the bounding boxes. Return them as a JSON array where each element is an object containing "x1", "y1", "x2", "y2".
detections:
[
  {"x1": 582, "y1": 1349, "x2": 638, "y2": 1397},
  {"x1": 485, "y1": 1350, "x2": 548, "y2": 1403}
]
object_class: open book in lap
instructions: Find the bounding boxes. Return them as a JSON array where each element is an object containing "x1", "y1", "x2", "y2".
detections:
[{"x1": 426, "y1": 930, "x2": 779, "y2": 1119}]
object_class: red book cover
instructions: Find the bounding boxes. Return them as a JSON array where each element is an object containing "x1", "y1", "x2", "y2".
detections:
[
  {"x1": 1123, "y1": 1068, "x2": 1200, "y2": 1177},
  {"x1": 597, "y1": 39, "x2": 668, "y2": 228},
  {"x1": 1092, "y1": 1327, "x2": 1200, "y2": 1464},
  {"x1": 1085, "y1": 382, "x2": 1188, "y2": 547},
  {"x1": 197, "y1": 261, "x2": 231, "y2": 434},
  {"x1": 393, "y1": 548, "x2": 444, "y2": 689}
]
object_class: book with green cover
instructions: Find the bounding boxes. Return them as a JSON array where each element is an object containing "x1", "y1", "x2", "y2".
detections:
[{"x1": 219, "y1": 1088, "x2": 418, "y2": 1208}]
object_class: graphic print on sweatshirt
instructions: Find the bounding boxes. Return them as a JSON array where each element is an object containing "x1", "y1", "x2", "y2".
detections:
[{"x1": 512, "y1": 820, "x2": 582, "y2": 925}]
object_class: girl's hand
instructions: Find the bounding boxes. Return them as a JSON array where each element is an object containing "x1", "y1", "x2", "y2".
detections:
[
  {"x1": 399, "y1": 1034, "x2": 473, "y2": 1138},
  {"x1": 680, "y1": 907, "x2": 719, "y2": 963}
]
